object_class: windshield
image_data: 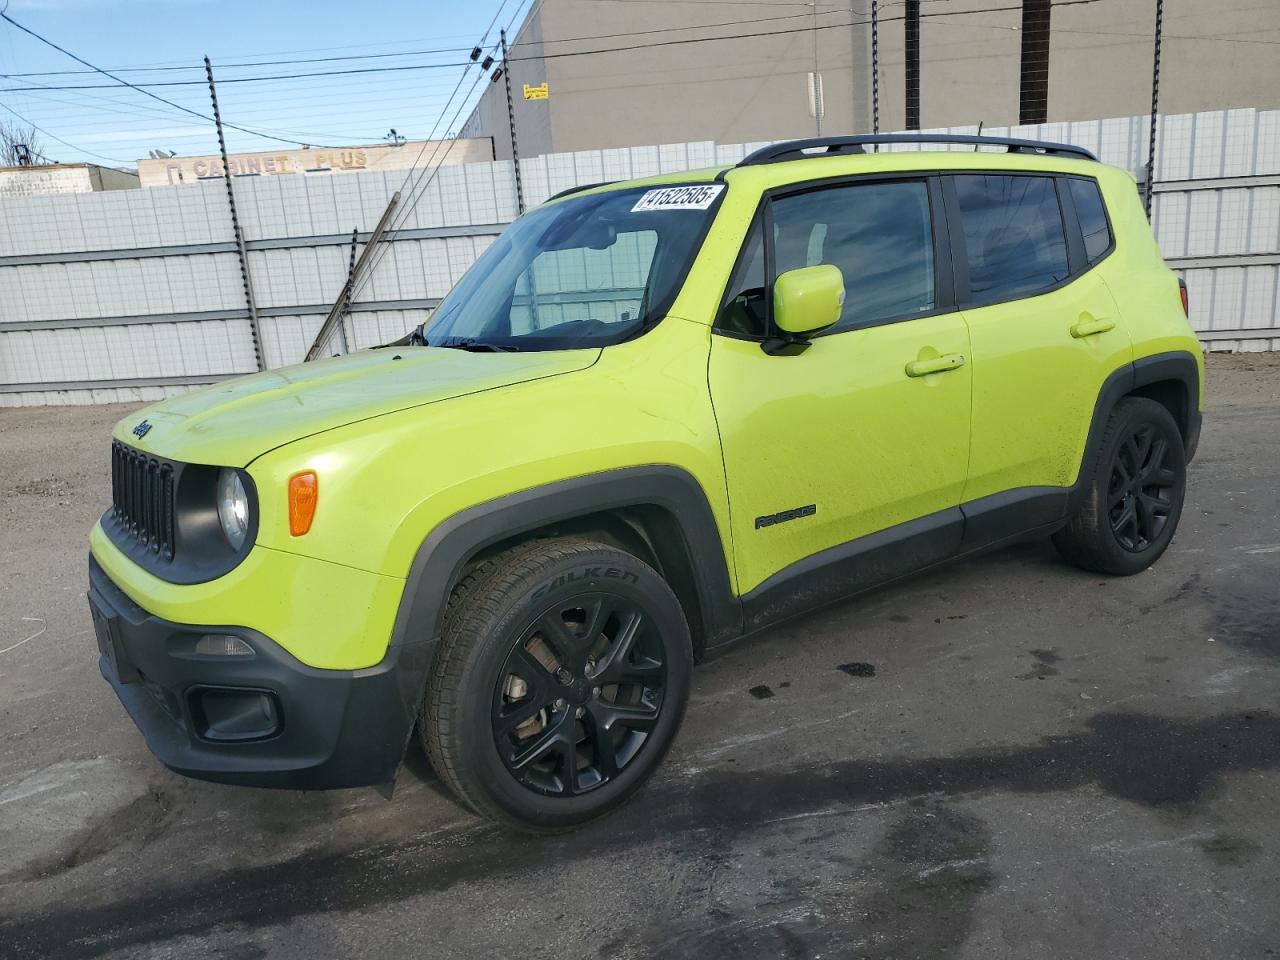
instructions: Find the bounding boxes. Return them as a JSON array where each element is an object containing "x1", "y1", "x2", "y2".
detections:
[{"x1": 423, "y1": 183, "x2": 724, "y2": 351}]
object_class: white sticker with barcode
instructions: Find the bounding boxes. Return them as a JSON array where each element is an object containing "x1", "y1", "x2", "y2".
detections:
[{"x1": 631, "y1": 184, "x2": 725, "y2": 212}]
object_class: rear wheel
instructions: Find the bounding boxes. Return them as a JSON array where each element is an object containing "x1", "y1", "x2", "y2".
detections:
[
  {"x1": 421, "y1": 538, "x2": 692, "y2": 832},
  {"x1": 1053, "y1": 397, "x2": 1187, "y2": 575}
]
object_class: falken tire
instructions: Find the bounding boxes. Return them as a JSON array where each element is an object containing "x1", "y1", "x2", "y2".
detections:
[
  {"x1": 1052, "y1": 397, "x2": 1187, "y2": 576},
  {"x1": 420, "y1": 538, "x2": 692, "y2": 832}
]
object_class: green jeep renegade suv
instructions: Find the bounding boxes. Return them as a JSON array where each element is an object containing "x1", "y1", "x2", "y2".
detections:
[{"x1": 89, "y1": 134, "x2": 1203, "y2": 830}]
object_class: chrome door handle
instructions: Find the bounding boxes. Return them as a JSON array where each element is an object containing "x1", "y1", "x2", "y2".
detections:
[
  {"x1": 905, "y1": 353, "x2": 966, "y2": 378},
  {"x1": 1070, "y1": 316, "x2": 1116, "y2": 338}
]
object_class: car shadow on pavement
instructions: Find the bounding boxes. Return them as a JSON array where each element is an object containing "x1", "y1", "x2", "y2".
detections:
[{"x1": 2, "y1": 709, "x2": 1276, "y2": 959}]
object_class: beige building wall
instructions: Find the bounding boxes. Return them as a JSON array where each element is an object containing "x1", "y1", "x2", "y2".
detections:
[
  {"x1": 0, "y1": 163, "x2": 138, "y2": 198},
  {"x1": 136, "y1": 139, "x2": 494, "y2": 188},
  {"x1": 466, "y1": 0, "x2": 1280, "y2": 159}
]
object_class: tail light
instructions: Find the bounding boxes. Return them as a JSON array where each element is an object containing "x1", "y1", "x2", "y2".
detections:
[{"x1": 1178, "y1": 278, "x2": 1190, "y2": 318}]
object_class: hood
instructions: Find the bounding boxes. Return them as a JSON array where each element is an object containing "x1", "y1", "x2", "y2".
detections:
[{"x1": 115, "y1": 347, "x2": 599, "y2": 466}]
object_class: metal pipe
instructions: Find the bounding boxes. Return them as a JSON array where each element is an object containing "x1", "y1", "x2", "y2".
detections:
[
  {"x1": 1144, "y1": 0, "x2": 1164, "y2": 218},
  {"x1": 205, "y1": 56, "x2": 264, "y2": 372}
]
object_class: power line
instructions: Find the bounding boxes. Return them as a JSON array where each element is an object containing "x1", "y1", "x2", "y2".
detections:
[
  {"x1": 0, "y1": 99, "x2": 133, "y2": 164},
  {"x1": 0, "y1": 17, "x2": 884, "y2": 93},
  {"x1": 345, "y1": 0, "x2": 525, "y2": 309},
  {"x1": 0, "y1": 8, "x2": 858, "y2": 78},
  {"x1": 0, "y1": 10, "x2": 353, "y2": 147},
  {"x1": 347, "y1": 0, "x2": 550, "y2": 310},
  {"x1": 1, "y1": 0, "x2": 1122, "y2": 97}
]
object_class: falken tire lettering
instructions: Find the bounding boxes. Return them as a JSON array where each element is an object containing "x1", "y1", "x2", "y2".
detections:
[{"x1": 530, "y1": 566, "x2": 640, "y2": 600}]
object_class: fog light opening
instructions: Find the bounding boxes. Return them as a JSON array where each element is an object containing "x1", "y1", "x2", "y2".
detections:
[
  {"x1": 195, "y1": 634, "x2": 255, "y2": 657},
  {"x1": 190, "y1": 686, "x2": 282, "y2": 742}
]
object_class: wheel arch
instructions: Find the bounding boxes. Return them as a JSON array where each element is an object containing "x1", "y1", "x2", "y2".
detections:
[
  {"x1": 1075, "y1": 350, "x2": 1202, "y2": 501},
  {"x1": 389, "y1": 467, "x2": 742, "y2": 664}
]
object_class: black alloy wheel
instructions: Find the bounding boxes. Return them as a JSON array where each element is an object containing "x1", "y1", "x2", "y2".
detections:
[
  {"x1": 493, "y1": 594, "x2": 667, "y2": 796},
  {"x1": 421, "y1": 538, "x2": 692, "y2": 831},
  {"x1": 1052, "y1": 396, "x2": 1187, "y2": 576},
  {"x1": 1107, "y1": 423, "x2": 1178, "y2": 552}
]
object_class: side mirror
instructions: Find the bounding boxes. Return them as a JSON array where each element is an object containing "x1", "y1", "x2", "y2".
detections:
[{"x1": 770, "y1": 265, "x2": 845, "y2": 351}]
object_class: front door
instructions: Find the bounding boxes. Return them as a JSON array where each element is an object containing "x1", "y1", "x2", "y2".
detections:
[{"x1": 708, "y1": 176, "x2": 972, "y2": 607}]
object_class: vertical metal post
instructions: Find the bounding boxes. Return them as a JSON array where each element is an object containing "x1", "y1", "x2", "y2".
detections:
[
  {"x1": 205, "y1": 56, "x2": 264, "y2": 372},
  {"x1": 812, "y1": 3, "x2": 822, "y2": 136},
  {"x1": 904, "y1": 0, "x2": 920, "y2": 130},
  {"x1": 871, "y1": 0, "x2": 880, "y2": 134},
  {"x1": 500, "y1": 29, "x2": 525, "y2": 215},
  {"x1": 338, "y1": 227, "x2": 358, "y2": 354},
  {"x1": 1144, "y1": 0, "x2": 1164, "y2": 219}
]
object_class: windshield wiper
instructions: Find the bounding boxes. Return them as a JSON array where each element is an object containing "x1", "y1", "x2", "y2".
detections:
[{"x1": 432, "y1": 338, "x2": 519, "y2": 353}]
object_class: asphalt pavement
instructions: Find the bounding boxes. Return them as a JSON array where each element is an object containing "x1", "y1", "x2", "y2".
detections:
[{"x1": 1, "y1": 353, "x2": 1277, "y2": 960}]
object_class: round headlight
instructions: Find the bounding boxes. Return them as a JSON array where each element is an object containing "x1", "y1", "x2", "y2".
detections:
[{"x1": 216, "y1": 469, "x2": 250, "y2": 551}]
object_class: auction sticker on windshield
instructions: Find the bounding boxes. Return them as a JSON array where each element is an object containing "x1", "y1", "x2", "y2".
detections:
[{"x1": 631, "y1": 185, "x2": 725, "y2": 212}]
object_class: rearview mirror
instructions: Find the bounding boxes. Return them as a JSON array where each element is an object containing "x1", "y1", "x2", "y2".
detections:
[{"x1": 773, "y1": 264, "x2": 845, "y2": 338}]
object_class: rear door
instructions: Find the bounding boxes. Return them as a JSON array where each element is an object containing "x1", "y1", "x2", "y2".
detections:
[
  {"x1": 946, "y1": 171, "x2": 1132, "y2": 539},
  {"x1": 708, "y1": 175, "x2": 972, "y2": 600}
]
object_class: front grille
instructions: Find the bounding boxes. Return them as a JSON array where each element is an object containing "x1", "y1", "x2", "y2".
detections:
[{"x1": 111, "y1": 440, "x2": 176, "y2": 561}]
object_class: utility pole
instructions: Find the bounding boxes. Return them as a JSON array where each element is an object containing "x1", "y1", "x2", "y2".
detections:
[
  {"x1": 499, "y1": 29, "x2": 525, "y2": 215},
  {"x1": 205, "y1": 56, "x2": 264, "y2": 372},
  {"x1": 1144, "y1": 0, "x2": 1164, "y2": 219}
]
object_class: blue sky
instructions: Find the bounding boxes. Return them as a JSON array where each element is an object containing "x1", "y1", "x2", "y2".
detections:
[{"x1": 0, "y1": 0, "x2": 528, "y2": 167}]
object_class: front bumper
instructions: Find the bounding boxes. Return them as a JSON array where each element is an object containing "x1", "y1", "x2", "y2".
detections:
[{"x1": 89, "y1": 555, "x2": 434, "y2": 789}]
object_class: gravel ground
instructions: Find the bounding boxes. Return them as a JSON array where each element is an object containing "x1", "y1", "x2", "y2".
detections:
[{"x1": 1, "y1": 353, "x2": 1277, "y2": 959}]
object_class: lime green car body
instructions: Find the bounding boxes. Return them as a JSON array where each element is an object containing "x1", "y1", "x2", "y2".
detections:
[{"x1": 89, "y1": 141, "x2": 1203, "y2": 790}]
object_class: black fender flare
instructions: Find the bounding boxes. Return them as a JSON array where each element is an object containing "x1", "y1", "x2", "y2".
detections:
[
  {"x1": 1074, "y1": 349, "x2": 1202, "y2": 502},
  {"x1": 389, "y1": 465, "x2": 742, "y2": 655},
  {"x1": 376, "y1": 467, "x2": 741, "y2": 786}
]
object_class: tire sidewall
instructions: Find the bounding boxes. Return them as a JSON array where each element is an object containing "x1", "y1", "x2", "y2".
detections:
[{"x1": 447, "y1": 549, "x2": 692, "y2": 830}]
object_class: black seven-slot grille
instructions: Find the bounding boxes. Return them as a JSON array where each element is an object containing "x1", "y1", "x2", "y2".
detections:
[{"x1": 110, "y1": 440, "x2": 176, "y2": 561}]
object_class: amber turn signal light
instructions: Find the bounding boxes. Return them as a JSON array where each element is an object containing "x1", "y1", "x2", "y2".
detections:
[{"x1": 288, "y1": 471, "x2": 318, "y2": 536}]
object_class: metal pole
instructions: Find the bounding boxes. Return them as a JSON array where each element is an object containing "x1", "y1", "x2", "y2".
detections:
[
  {"x1": 1144, "y1": 0, "x2": 1164, "y2": 219},
  {"x1": 305, "y1": 192, "x2": 401, "y2": 362},
  {"x1": 205, "y1": 56, "x2": 264, "y2": 372},
  {"x1": 812, "y1": 3, "x2": 822, "y2": 136},
  {"x1": 338, "y1": 227, "x2": 358, "y2": 354},
  {"x1": 500, "y1": 29, "x2": 525, "y2": 215},
  {"x1": 870, "y1": 0, "x2": 880, "y2": 135}
]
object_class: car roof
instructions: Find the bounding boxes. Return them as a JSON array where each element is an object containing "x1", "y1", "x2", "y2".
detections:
[{"x1": 540, "y1": 144, "x2": 1122, "y2": 208}]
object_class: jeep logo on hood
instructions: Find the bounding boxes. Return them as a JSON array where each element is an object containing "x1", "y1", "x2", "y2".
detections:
[{"x1": 132, "y1": 420, "x2": 152, "y2": 438}]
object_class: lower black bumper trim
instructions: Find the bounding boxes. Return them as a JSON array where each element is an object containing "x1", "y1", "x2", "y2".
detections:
[{"x1": 89, "y1": 554, "x2": 434, "y2": 790}]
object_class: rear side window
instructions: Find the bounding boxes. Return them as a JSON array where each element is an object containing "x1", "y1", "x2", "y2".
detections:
[
  {"x1": 1067, "y1": 178, "x2": 1112, "y2": 262},
  {"x1": 953, "y1": 174, "x2": 1069, "y2": 303},
  {"x1": 770, "y1": 180, "x2": 935, "y2": 330}
]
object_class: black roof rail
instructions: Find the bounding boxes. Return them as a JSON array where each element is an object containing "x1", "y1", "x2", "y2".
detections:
[
  {"x1": 737, "y1": 134, "x2": 1097, "y2": 166},
  {"x1": 546, "y1": 180, "x2": 617, "y2": 202}
]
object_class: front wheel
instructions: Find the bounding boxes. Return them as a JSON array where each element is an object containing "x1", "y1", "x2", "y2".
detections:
[
  {"x1": 421, "y1": 538, "x2": 692, "y2": 832},
  {"x1": 1053, "y1": 397, "x2": 1187, "y2": 576}
]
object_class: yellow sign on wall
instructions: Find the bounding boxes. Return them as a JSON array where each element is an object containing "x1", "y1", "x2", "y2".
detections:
[{"x1": 522, "y1": 82, "x2": 549, "y2": 101}]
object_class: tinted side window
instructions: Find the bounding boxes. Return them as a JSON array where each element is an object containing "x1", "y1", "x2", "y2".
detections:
[
  {"x1": 1068, "y1": 178, "x2": 1112, "y2": 262},
  {"x1": 954, "y1": 174, "x2": 1068, "y2": 302},
  {"x1": 771, "y1": 180, "x2": 935, "y2": 330}
]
